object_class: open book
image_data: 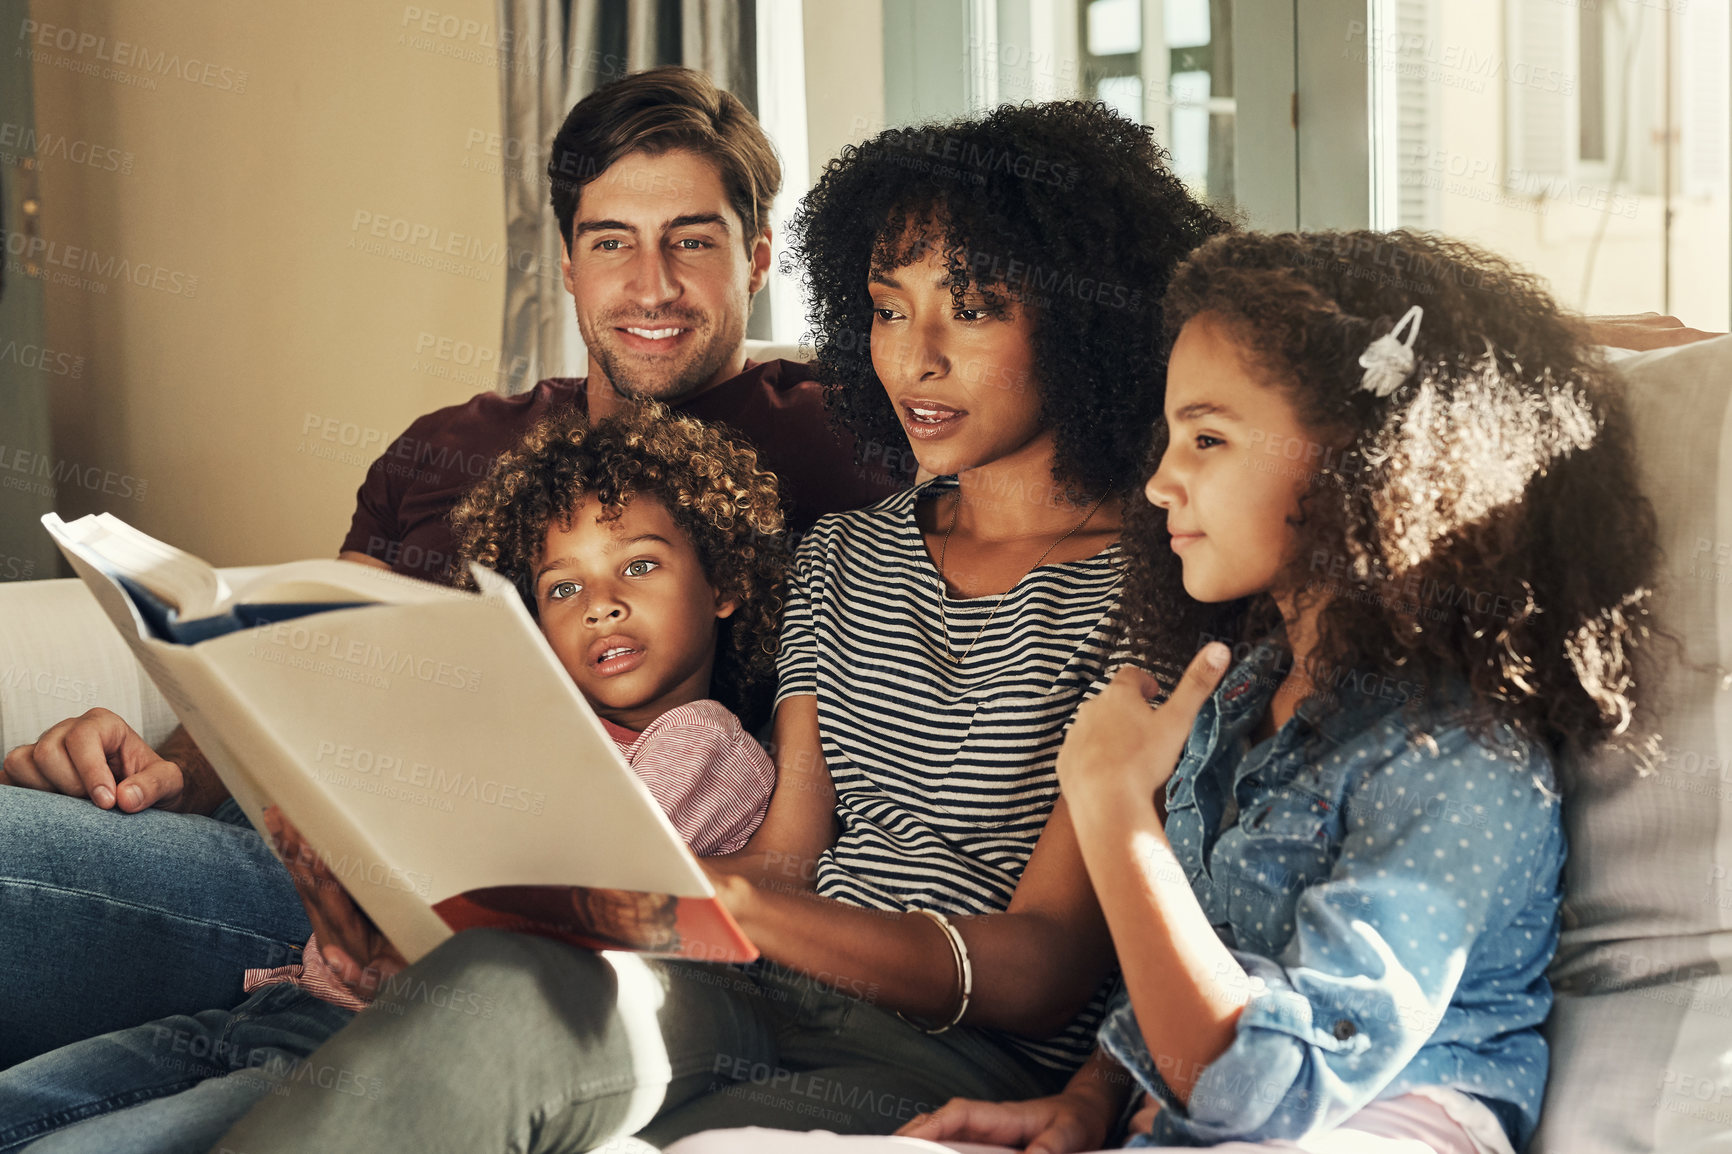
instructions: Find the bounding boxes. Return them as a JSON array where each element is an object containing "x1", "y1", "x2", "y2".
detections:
[{"x1": 43, "y1": 513, "x2": 757, "y2": 965}]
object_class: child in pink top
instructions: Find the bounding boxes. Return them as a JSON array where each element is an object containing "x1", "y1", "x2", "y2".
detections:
[
  {"x1": 250, "y1": 400, "x2": 788, "y2": 1004},
  {"x1": 0, "y1": 403, "x2": 791, "y2": 1153}
]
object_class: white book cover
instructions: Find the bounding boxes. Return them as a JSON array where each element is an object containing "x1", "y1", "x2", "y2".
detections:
[{"x1": 42, "y1": 512, "x2": 757, "y2": 965}]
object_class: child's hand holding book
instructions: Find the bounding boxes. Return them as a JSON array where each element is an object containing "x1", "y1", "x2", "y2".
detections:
[{"x1": 261, "y1": 806, "x2": 407, "y2": 1000}]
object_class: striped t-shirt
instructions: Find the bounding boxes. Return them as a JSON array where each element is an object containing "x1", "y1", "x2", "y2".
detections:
[{"x1": 776, "y1": 476, "x2": 1124, "y2": 1071}]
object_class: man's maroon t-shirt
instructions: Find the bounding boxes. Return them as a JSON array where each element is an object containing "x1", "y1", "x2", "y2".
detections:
[{"x1": 340, "y1": 359, "x2": 913, "y2": 582}]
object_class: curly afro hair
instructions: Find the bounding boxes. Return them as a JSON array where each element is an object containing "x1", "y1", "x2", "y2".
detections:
[
  {"x1": 788, "y1": 101, "x2": 1231, "y2": 500},
  {"x1": 1118, "y1": 229, "x2": 1666, "y2": 778},
  {"x1": 449, "y1": 402, "x2": 789, "y2": 731}
]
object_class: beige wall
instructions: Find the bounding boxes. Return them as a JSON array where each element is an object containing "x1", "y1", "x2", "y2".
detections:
[{"x1": 29, "y1": 1, "x2": 505, "y2": 567}]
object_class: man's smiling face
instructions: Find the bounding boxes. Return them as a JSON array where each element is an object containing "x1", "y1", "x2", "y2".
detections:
[{"x1": 561, "y1": 148, "x2": 771, "y2": 403}]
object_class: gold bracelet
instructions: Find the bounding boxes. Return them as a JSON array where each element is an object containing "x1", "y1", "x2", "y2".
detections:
[{"x1": 897, "y1": 908, "x2": 973, "y2": 1034}]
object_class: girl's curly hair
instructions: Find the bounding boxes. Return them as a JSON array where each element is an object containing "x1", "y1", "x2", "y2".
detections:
[
  {"x1": 788, "y1": 100, "x2": 1231, "y2": 500},
  {"x1": 1119, "y1": 230, "x2": 1665, "y2": 780},
  {"x1": 449, "y1": 402, "x2": 789, "y2": 731}
]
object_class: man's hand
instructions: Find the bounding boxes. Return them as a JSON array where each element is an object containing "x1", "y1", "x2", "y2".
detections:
[
  {"x1": 263, "y1": 807, "x2": 406, "y2": 1000},
  {"x1": 1584, "y1": 312, "x2": 1723, "y2": 351},
  {"x1": 896, "y1": 1092, "x2": 1112, "y2": 1154},
  {"x1": 2, "y1": 708, "x2": 188, "y2": 812}
]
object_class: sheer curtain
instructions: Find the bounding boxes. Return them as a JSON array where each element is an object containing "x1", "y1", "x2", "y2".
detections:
[
  {"x1": 0, "y1": 0, "x2": 57, "y2": 578},
  {"x1": 496, "y1": 0, "x2": 757, "y2": 395}
]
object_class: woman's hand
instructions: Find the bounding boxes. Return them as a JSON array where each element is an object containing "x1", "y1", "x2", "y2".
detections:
[
  {"x1": 263, "y1": 807, "x2": 406, "y2": 1000},
  {"x1": 699, "y1": 861, "x2": 759, "y2": 924},
  {"x1": 1057, "y1": 643, "x2": 1230, "y2": 814},
  {"x1": 688, "y1": 698, "x2": 1115, "y2": 1038},
  {"x1": 895, "y1": 1091, "x2": 1114, "y2": 1154}
]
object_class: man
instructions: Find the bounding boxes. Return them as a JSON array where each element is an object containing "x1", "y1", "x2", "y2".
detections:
[
  {"x1": 340, "y1": 66, "x2": 901, "y2": 584},
  {"x1": 0, "y1": 66, "x2": 909, "y2": 1068}
]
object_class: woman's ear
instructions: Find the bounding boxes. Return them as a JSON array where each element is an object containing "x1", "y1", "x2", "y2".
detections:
[{"x1": 713, "y1": 587, "x2": 739, "y2": 619}]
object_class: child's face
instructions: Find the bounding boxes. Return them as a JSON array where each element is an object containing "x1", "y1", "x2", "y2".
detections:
[
  {"x1": 1144, "y1": 313, "x2": 1321, "y2": 604},
  {"x1": 532, "y1": 494, "x2": 737, "y2": 732}
]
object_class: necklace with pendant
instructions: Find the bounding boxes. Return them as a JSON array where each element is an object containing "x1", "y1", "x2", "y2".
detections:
[{"x1": 935, "y1": 484, "x2": 1113, "y2": 664}]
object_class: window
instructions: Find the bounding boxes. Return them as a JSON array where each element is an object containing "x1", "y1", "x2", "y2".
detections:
[
  {"x1": 1076, "y1": 0, "x2": 1235, "y2": 207},
  {"x1": 853, "y1": 0, "x2": 1246, "y2": 214},
  {"x1": 1375, "y1": 0, "x2": 1729, "y2": 324}
]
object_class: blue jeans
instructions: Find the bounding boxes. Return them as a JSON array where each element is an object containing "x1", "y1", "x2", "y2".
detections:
[
  {"x1": 0, "y1": 791, "x2": 310, "y2": 1068},
  {"x1": 0, "y1": 984, "x2": 356, "y2": 1154}
]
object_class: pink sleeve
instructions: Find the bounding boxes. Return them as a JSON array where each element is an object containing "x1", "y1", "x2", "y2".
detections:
[{"x1": 624, "y1": 701, "x2": 776, "y2": 857}]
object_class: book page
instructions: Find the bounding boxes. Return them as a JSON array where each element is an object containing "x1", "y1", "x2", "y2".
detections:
[
  {"x1": 45, "y1": 513, "x2": 463, "y2": 620},
  {"x1": 44, "y1": 514, "x2": 178, "y2": 638},
  {"x1": 41, "y1": 518, "x2": 283, "y2": 838},
  {"x1": 228, "y1": 559, "x2": 472, "y2": 609},
  {"x1": 82, "y1": 513, "x2": 228, "y2": 616},
  {"x1": 44, "y1": 515, "x2": 753, "y2": 964},
  {"x1": 192, "y1": 582, "x2": 750, "y2": 963}
]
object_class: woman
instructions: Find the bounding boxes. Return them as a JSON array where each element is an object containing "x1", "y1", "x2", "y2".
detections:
[{"x1": 212, "y1": 101, "x2": 1228, "y2": 1153}]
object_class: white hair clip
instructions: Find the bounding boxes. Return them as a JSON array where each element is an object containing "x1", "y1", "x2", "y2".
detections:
[{"x1": 1358, "y1": 304, "x2": 1424, "y2": 398}]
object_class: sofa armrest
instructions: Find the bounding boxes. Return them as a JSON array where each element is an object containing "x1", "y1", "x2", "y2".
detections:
[{"x1": 0, "y1": 567, "x2": 265, "y2": 754}]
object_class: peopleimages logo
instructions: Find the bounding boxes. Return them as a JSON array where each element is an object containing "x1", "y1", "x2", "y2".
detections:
[
  {"x1": 248, "y1": 620, "x2": 483, "y2": 693},
  {"x1": 0, "y1": 339, "x2": 85, "y2": 379},
  {"x1": 16, "y1": 19, "x2": 249, "y2": 93},
  {"x1": 883, "y1": 129, "x2": 1076, "y2": 188},
  {"x1": 1, "y1": 229, "x2": 199, "y2": 297},
  {"x1": 312, "y1": 740, "x2": 547, "y2": 816},
  {"x1": 0, "y1": 445, "x2": 147, "y2": 500},
  {"x1": 0, "y1": 122, "x2": 133, "y2": 174},
  {"x1": 346, "y1": 210, "x2": 551, "y2": 284},
  {"x1": 0, "y1": 665, "x2": 98, "y2": 705}
]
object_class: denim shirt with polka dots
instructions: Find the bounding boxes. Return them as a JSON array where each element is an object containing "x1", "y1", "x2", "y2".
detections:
[{"x1": 1099, "y1": 643, "x2": 1564, "y2": 1150}]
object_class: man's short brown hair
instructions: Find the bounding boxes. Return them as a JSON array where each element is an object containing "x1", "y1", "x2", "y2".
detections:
[{"x1": 548, "y1": 66, "x2": 781, "y2": 253}]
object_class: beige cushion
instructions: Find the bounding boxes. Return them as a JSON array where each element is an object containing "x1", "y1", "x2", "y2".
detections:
[
  {"x1": 0, "y1": 566, "x2": 262, "y2": 753},
  {"x1": 742, "y1": 338, "x2": 813, "y2": 364},
  {"x1": 1535, "y1": 336, "x2": 1732, "y2": 1153}
]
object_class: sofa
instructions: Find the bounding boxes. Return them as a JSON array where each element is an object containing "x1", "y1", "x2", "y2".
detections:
[{"x1": 0, "y1": 337, "x2": 1727, "y2": 1152}]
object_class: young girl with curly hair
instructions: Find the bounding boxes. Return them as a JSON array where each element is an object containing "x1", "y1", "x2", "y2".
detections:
[
  {"x1": 0, "y1": 403, "x2": 790, "y2": 1154},
  {"x1": 686, "y1": 232, "x2": 1664, "y2": 1154}
]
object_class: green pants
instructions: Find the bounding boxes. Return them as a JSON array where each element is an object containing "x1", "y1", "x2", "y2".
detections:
[{"x1": 212, "y1": 929, "x2": 1073, "y2": 1153}]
